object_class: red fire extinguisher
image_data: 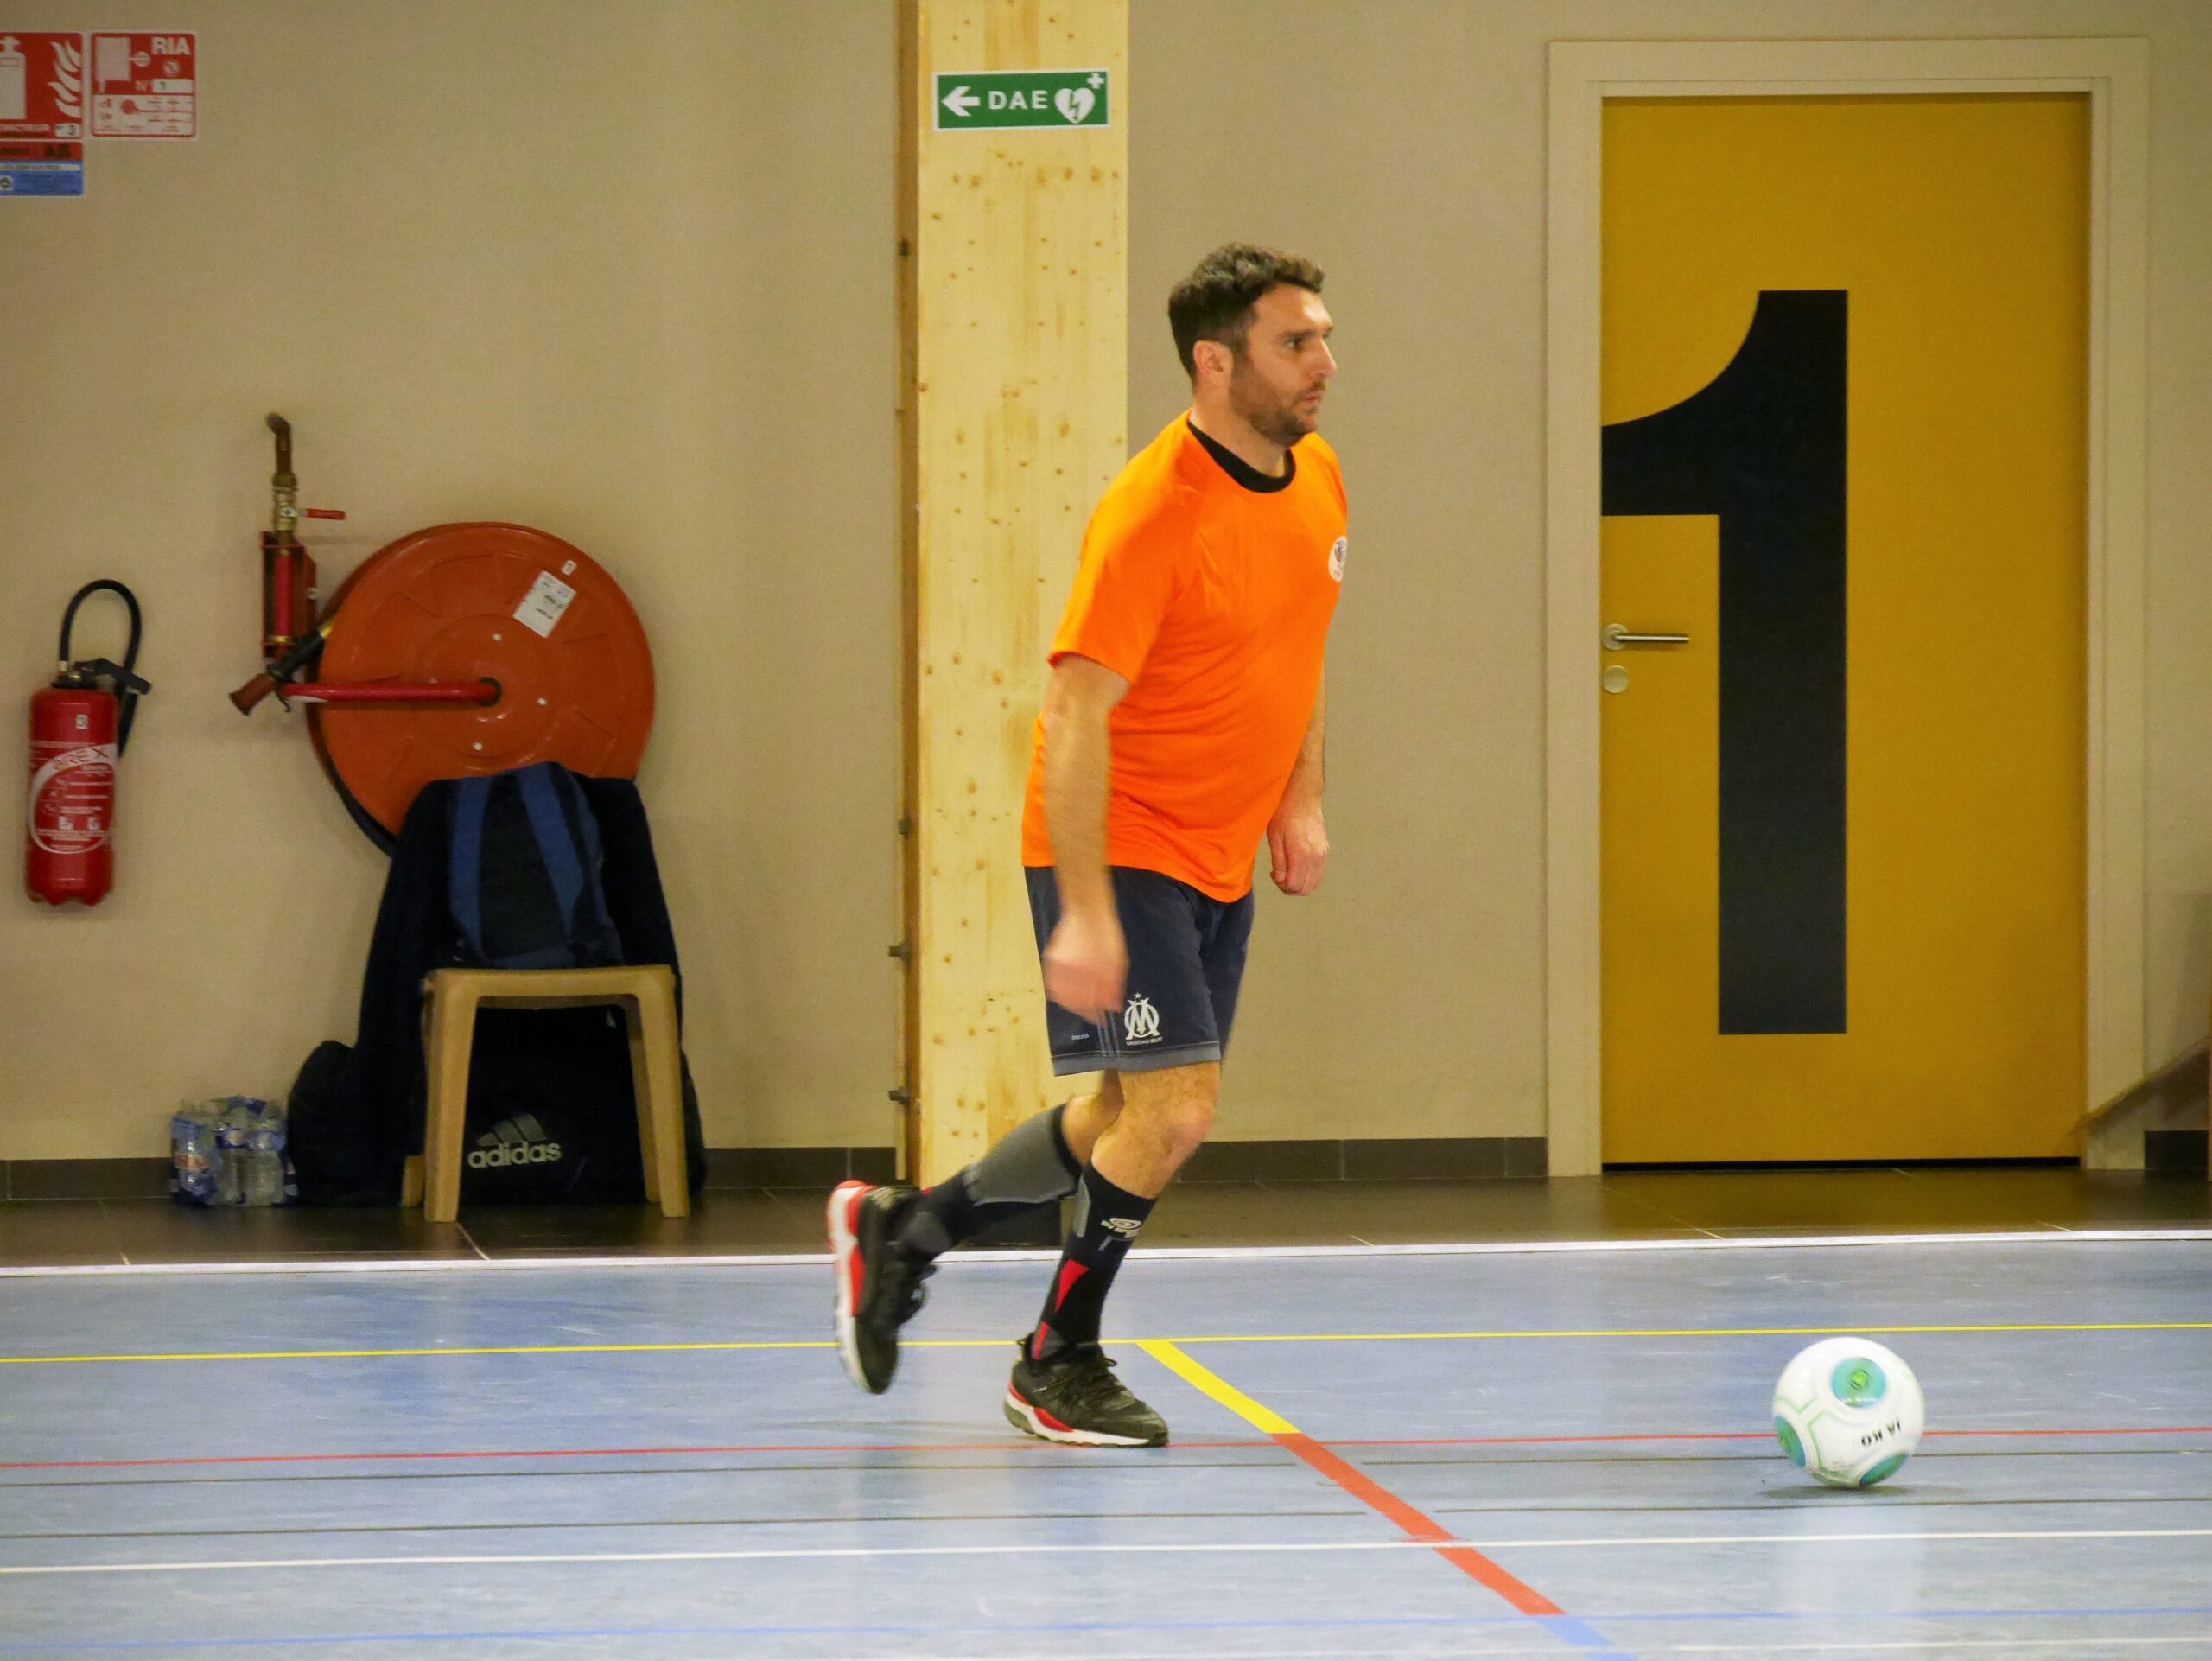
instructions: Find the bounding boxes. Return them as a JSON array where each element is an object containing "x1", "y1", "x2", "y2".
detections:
[{"x1": 26, "y1": 582, "x2": 150, "y2": 907}]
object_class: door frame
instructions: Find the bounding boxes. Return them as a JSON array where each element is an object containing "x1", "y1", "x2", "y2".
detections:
[{"x1": 1543, "y1": 37, "x2": 2151, "y2": 1175}]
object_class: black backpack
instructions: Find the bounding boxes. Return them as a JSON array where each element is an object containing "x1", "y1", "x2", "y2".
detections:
[{"x1": 448, "y1": 761, "x2": 623, "y2": 969}]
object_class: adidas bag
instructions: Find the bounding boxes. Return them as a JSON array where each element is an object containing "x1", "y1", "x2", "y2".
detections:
[{"x1": 457, "y1": 1007, "x2": 699, "y2": 1204}]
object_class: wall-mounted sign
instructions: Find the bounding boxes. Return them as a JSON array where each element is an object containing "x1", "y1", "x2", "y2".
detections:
[
  {"x1": 934, "y1": 69, "x2": 1109, "y2": 131},
  {"x1": 0, "y1": 32, "x2": 86, "y2": 194},
  {"x1": 90, "y1": 31, "x2": 196, "y2": 138}
]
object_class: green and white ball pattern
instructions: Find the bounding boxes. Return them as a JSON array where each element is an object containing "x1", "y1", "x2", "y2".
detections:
[{"x1": 1773, "y1": 1336, "x2": 1924, "y2": 1487}]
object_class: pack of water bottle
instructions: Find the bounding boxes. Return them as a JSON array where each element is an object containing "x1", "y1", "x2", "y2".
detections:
[{"x1": 169, "y1": 1096, "x2": 296, "y2": 1206}]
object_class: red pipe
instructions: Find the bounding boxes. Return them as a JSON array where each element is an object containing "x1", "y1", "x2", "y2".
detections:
[
  {"x1": 284, "y1": 681, "x2": 498, "y2": 705},
  {"x1": 269, "y1": 542, "x2": 293, "y2": 652}
]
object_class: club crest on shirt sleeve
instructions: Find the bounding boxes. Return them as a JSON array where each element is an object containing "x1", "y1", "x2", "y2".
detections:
[{"x1": 1327, "y1": 536, "x2": 1348, "y2": 582}]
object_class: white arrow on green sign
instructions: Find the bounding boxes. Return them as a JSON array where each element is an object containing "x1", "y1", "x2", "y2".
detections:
[{"x1": 934, "y1": 69, "x2": 1110, "y2": 131}]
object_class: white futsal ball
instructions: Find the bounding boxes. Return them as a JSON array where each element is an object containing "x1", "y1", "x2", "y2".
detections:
[{"x1": 1772, "y1": 1336, "x2": 1924, "y2": 1488}]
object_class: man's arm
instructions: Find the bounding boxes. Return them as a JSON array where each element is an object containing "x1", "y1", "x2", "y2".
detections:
[
  {"x1": 1267, "y1": 668, "x2": 1328, "y2": 896},
  {"x1": 1040, "y1": 653, "x2": 1132, "y2": 1021}
]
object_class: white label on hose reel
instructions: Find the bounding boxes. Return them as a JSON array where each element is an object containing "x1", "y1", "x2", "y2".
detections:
[{"x1": 513, "y1": 570, "x2": 577, "y2": 639}]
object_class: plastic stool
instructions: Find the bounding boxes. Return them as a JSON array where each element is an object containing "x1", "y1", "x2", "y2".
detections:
[{"x1": 418, "y1": 964, "x2": 689, "y2": 1222}]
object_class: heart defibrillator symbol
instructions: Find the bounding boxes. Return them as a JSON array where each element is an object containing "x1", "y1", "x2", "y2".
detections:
[{"x1": 1055, "y1": 86, "x2": 1095, "y2": 124}]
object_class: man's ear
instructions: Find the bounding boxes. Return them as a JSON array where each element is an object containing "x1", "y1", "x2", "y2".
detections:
[{"x1": 1192, "y1": 338, "x2": 1233, "y2": 387}]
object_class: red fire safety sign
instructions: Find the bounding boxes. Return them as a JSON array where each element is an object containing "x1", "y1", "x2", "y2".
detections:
[
  {"x1": 90, "y1": 32, "x2": 194, "y2": 138},
  {"x1": 0, "y1": 32, "x2": 86, "y2": 194},
  {"x1": 0, "y1": 32, "x2": 83, "y2": 140}
]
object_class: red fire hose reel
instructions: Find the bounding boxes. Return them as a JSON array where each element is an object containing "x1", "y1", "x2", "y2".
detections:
[{"x1": 230, "y1": 416, "x2": 655, "y2": 848}]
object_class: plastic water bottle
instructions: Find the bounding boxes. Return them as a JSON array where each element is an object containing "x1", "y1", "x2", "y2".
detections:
[
  {"x1": 244, "y1": 1104, "x2": 286, "y2": 1207},
  {"x1": 168, "y1": 1100, "x2": 221, "y2": 1205},
  {"x1": 213, "y1": 1100, "x2": 250, "y2": 1206}
]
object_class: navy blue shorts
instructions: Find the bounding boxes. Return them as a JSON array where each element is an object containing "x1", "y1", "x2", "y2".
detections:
[{"x1": 1025, "y1": 865, "x2": 1255, "y2": 1075}]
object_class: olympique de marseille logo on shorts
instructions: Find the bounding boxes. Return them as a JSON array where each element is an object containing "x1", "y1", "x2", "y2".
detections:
[
  {"x1": 1328, "y1": 536, "x2": 1347, "y2": 582},
  {"x1": 1122, "y1": 993, "x2": 1162, "y2": 1044}
]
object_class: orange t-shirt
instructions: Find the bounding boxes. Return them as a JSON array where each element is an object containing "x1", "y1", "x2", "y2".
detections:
[{"x1": 1020, "y1": 416, "x2": 1346, "y2": 901}]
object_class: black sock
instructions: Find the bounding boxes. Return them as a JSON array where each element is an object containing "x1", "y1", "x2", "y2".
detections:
[
  {"x1": 896, "y1": 1104, "x2": 1081, "y2": 1259},
  {"x1": 1029, "y1": 1162, "x2": 1154, "y2": 1361}
]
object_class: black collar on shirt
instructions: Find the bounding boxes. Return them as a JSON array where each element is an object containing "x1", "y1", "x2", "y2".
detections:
[{"x1": 1187, "y1": 417, "x2": 1296, "y2": 493}]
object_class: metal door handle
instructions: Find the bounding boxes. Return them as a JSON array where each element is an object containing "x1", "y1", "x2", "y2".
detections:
[{"x1": 1604, "y1": 623, "x2": 1690, "y2": 650}]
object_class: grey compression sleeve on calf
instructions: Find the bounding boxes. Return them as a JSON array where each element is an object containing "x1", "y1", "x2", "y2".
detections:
[{"x1": 896, "y1": 1104, "x2": 1083, "y2": 1258}]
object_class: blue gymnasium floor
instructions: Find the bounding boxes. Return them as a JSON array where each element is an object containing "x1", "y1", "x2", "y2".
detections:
[{"x1": 2, "y1": 1233, "x2": 2209, "y2": 1658}]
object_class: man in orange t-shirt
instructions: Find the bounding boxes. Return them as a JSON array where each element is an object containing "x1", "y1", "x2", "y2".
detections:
[{"x1": 832, "y1": 245, "x2": 1344, "y2": 1446}]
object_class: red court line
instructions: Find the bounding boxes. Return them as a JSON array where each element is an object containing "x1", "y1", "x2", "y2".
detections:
[
  {"x1": 0, "y1": 1441, "x2": 1142, "y2": 1471},
  {"x1": 6, "y1": 1424, "x2": 2207, "y2": 1473},
  {"x1": 1273, "y1": 1429, "x2": 1565, "y2": 1616}
]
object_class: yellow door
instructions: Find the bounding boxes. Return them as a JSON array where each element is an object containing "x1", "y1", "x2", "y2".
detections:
[{"x1": 1599, "y1": 95, "x2": 2088, "y2": 1164}]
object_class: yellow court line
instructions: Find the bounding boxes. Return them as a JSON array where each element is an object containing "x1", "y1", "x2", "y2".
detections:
[
  {"x1": 1160, "y1": 1321, "x2": 2212, "y2": 1343},
  {"x1": 1, "y1": 1319, "x2": 2207, "y2": 1367},
  {"x1": 0, "y1": 1341, "x2": 836, "y2": 1365},
  {"x1": 1137, "y1": 1340, "x2": 1300, "y2": 1435}
]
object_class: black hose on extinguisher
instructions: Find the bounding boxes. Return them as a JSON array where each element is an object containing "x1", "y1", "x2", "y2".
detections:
[{"x1": 56, "y1": 580, "x2": 149, "y2": 754}]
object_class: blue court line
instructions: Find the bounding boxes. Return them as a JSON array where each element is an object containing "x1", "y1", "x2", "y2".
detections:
[
  {"x1": 6, "y1": 1606, "x2": 2209, "y2": 1652},
  {"x1": 1535, "y1": 1613, "x2": 1636, "y2": 1658}
]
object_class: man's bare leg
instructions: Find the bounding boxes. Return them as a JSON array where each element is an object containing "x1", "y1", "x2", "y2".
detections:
[
  {"x1": 1058, "y1": 1073, "x2": 1124, "y2": 1166},
  {"x1": 1085, "y1": 1062, "x2": 1214, "y2": 1197}
]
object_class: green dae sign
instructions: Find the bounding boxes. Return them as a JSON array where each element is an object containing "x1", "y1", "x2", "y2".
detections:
[{"x1": 934, "y1": 69, "x2": 1110, "y2": 131}]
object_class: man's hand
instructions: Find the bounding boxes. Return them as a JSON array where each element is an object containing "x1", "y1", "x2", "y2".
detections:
[
  {"x1": 1043, "y1": 903, "x2": 1128, "y2": 1024},
  {"x1": 1267, "y1": 797, "x2": 1329, "y2": 896}
]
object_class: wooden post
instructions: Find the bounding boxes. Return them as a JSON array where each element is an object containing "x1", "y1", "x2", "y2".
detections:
[{"x1": 899, "y1": 1, "x2": 1128, "y2": 1183}]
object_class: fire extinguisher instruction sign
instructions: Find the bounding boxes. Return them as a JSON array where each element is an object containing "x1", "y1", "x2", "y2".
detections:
[
  {"x1": 0, "y1": 31, "x2": 86, "y2": 195},
  {"x1": 29, "y1": 741, "x2": 117, "y2": 855},
  {"x1": 90, "y1": 32, "x2": 194, "y2": 138}
]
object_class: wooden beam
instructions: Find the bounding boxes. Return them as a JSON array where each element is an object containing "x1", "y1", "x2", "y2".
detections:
[{"x1": 899, "y1": 1, "x2": 1128, "y2": 1184}]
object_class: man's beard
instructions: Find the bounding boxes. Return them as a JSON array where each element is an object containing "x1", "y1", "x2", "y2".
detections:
[{"x1": 1229, "y1": 363, "x2": 1314, "y2": 448}]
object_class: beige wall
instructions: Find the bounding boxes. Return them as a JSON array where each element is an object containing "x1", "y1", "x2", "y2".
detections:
[
  {"x1": 5, "y1": 0, "x2": 2207, "y2": 1161},
  {"x1": 0, "y1": 1, "x2": 903, "y2": 1158},
  {"x1": 1128, "y1": 0, "x2": 2212, "y2": 1145}
]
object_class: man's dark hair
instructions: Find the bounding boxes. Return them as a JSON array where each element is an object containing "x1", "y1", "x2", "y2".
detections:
[{"x1": 1168, "y1": 243, "x2": 1325, "y2": 378}]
